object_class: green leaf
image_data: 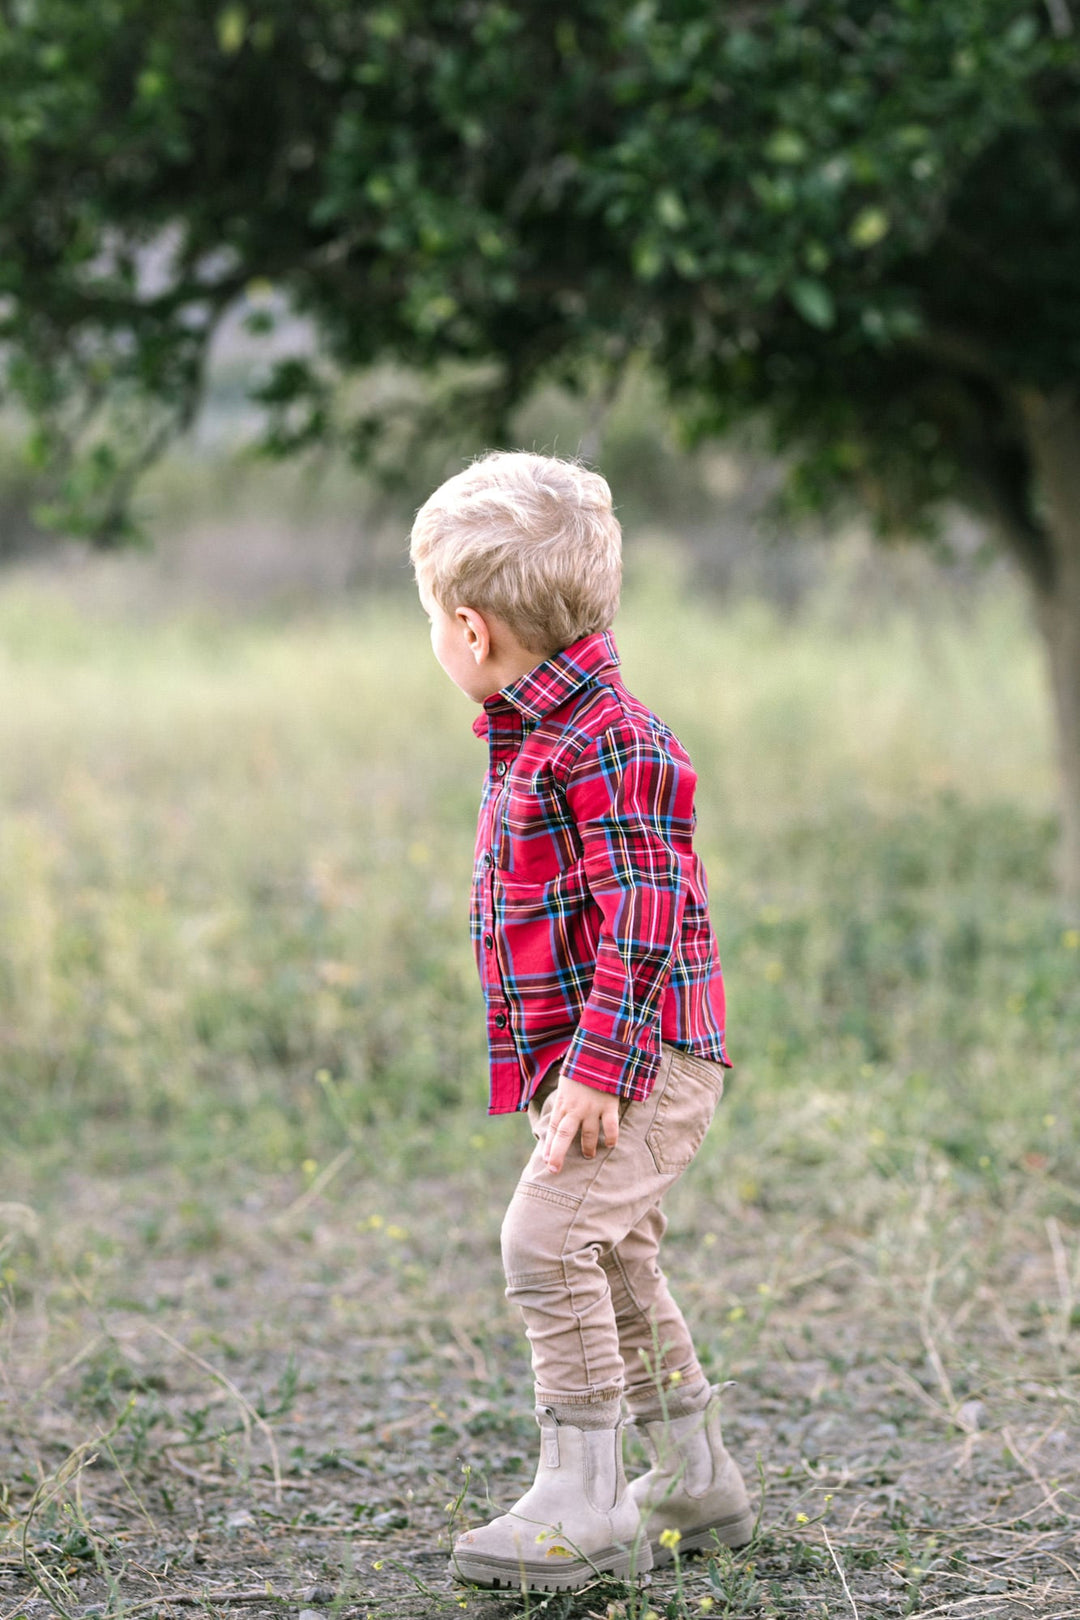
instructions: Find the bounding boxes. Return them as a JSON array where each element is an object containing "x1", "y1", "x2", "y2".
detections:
[
  {"x1": 1005, "y1": 15, "x2": 1038, "y2": 52},
  {"x1": 217, "y1": 6, "x2": 247, "y2": 55},
  {"x1": 555, "y1": 20, "x2": 578, "y2": 56},
  {"x1": 136, "y1": 69, "x2": 167, "y2": 102},
  {"x1": 789, "y1": 278, "x2": 835, "y2": 330},
  {"x1": 655, "y1": 189, "x2": 687, "y2": 230},
  {"x1": 766, "y1": 129, "x2": 807, "y2": 165},
  {"x1": 633, "y1": 239, "x2": 664, "y2": 281},
  {"x1": 804, "y1": 241, "x2": 830, "y2": 273},
  {"x1": 850, "y1": 208, "x2": 890, "y2": 249},
  {"x1": 896, "y1": 124, "x2": 930, "y2": 148}
]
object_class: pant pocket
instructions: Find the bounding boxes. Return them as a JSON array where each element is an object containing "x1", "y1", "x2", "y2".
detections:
[{"x1": 645, "y1": 1050, "x2": 724, "y2": 1176}]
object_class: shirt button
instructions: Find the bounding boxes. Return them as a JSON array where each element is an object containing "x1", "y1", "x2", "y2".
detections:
[
  {"x1": 484, "y1": 933, "x2": 494, "y2": 950},
  {"x1": 494, "y1": 1013, "x2": 507, "y2": 1029},
  {"x1": 482, "y1": 853, "x2": 493, "y2": 868},
  {"x1": 495, "y1": 760, "x2": 508, "y2": 777}
]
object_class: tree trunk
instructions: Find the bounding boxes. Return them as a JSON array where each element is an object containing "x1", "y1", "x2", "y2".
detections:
[{"x1": 1018, "y1": 390, "x2": 1080, "y2": 914}]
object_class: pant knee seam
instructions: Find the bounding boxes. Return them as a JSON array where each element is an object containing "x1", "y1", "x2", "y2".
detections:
[{"x1": 505, "y1": 1266, "x2": 566, "y2": 1288}]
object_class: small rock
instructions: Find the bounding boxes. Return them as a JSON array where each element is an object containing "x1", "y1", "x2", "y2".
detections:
[
  {"x1": 957, "y1": 1398, "x2": 985, "y2": 1431},
  {"x1": 371, "y1": 1509, "x2": 409, "y2": 1531},
  {"x1": 301, "y1": 1586, "x2": 335, "y2": 1604}
]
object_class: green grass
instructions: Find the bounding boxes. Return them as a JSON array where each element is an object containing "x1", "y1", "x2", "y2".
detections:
[{"x1": 0, "y1": 569, "x2": 1075, "y2": 1201}]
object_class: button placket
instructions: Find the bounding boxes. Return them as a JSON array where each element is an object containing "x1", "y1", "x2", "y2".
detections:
[{"x1": 482, "y1": 712, "x2": 523, "y2": 1086}]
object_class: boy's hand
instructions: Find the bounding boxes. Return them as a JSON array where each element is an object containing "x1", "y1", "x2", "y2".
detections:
[{"x1": 543, "y1": 1074, "x2": 620, "y2": 1175}]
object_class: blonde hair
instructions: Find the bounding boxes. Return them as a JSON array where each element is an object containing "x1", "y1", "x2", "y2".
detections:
[{"x1": 410, "y1": 451, "x2": 622, "y2": 654}]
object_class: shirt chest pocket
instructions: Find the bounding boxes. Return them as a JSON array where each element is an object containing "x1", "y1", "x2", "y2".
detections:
[{"x1": 500, "y1": 774, "x2": 581, "y2": 886}]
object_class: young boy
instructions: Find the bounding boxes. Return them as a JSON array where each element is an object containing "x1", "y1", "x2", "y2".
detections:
[{"x1": 411, "y1": 452, "x2": 754, "y2": 1592}]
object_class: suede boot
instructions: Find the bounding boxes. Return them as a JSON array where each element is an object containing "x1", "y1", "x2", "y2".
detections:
[
  {"x1": 451, "y1": 1406, "x2": 653, "y2": 1591},
  {"x1": 628, "y1": 1386, "x2": 754, "y2": 1562}
]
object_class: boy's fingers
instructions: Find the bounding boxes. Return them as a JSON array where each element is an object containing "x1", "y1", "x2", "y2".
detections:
[
  {"x1": 602, "y1": 1105, "x2": 619, "y2": 1151},
  {"x1": 545, "y1": 1107, "x2": 565, "y2": 1143},
  {"x1": 579, "y1": 1118, "x2": 599, "y2": 1159},
  {"x1": 544, "y1": 1113, "x2": 576, "y2": 1174}
]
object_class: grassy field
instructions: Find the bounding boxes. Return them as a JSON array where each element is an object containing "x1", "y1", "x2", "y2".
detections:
[{"x1": 1, "y1": 562, "x2": 1078, "y2": 1620}]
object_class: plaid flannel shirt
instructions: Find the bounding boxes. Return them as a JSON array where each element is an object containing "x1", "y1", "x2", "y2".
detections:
[{"x1": 471, "y1": 629, "x2": 730, "y2": 1115}]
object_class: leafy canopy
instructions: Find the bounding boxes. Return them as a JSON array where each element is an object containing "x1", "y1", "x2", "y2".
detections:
[{"x1": 1, "y1": 0, "x2": 1078, "y2": 549}]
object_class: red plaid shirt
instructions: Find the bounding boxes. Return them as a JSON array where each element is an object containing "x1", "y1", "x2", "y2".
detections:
[{"x1": 471, "y1": 629, "x2": 730, "y2": 1115}]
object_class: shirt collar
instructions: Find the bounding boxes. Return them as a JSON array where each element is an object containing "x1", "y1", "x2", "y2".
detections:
[{"x1": 472, "y1": 629, "x2": 620, "y2": 737}]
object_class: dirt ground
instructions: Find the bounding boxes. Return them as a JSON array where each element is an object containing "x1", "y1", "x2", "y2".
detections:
[{"x1": 2, "y1": 1157, "x2": 1078, "y2": 1620}]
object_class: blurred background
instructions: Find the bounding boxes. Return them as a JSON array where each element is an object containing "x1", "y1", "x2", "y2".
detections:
[{"x1": 0, "y1": 337, "x2": 1065, "y2": 1170}]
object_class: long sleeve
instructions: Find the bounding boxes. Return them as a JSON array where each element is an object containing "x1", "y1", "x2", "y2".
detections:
[{"x1": 558, "y1": 719, "x2": 695, "y2": 1099}]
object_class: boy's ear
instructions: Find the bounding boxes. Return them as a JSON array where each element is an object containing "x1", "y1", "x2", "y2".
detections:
[{"x1": 456, "y1": 606, "x2": 491, "y2": 664}]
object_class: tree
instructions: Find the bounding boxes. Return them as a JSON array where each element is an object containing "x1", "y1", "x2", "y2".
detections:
[{"x1": 3, "y1": 0, "x2": 1080, "y2": 897}]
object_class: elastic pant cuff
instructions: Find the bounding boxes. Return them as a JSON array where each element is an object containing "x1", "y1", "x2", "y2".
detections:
[
  {"x1": 627, "y1": 1374, "x2": 711, "y2": 1424},
  {"x1": 543, "y1": 1396, "x2": 622, "y2": 1430}
]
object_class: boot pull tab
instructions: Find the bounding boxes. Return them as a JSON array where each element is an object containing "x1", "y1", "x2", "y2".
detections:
[
  {"x1": 543, "y1": 1424, "x2": 561, "y2": 1468},
  {"x1": 537, "y1": 1408, "x2": 561, "y2": 1469}
]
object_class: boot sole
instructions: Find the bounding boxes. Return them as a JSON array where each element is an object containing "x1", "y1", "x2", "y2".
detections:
[
  {"x1": 650, "y1": 1506, "x2": 756, "y2": 1564},
  {"x1": 452, "y1": 1540, "x2": 653, "y2": 1593}
]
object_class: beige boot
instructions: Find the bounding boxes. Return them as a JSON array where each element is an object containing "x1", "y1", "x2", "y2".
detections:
[
  {"x1": 628, "y1": 1387, "x2": 755, "y2": 1562},
  {"x1": 451, "y1": 1407, "x2": 653, "y2": 1592}
]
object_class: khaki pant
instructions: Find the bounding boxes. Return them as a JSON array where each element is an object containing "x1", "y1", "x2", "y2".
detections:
[{"x1": 500, "y1": 1044, "x2": 724, "y2": 1410}]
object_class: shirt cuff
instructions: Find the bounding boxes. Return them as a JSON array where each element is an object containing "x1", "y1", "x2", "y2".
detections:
[{"x1": 560, "y1": 1025, "x2": 661, "y2": 1102}]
